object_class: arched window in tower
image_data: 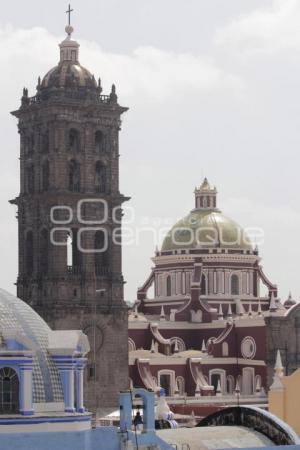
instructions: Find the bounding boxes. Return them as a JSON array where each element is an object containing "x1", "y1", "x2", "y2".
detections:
[
  {"x1": 28, "y1": 133, "x2": 35, "y2": 155},
  {"x1": 166, "y1": 275, "x2": 172, "y2": 296},
  {"x1": 0, "y1": 368, "x2": 19, "y2": 414},
  {"x1": 26, "y1": 164, "x2": 35, "y2": 194},
  {"x1": 40, "y1": 229, "x2": 48, "y2": 274},
  {"x1": 41, "y1": 160, "x2": 50, "y2": 191},
  {"x1": 95, "y1": 131, "x2": 105, "y2": 153},
  {"x1": 69, "y1": 159, "x2": 80, "y2": 192},
  {"x1": 67, "y1": 232, "x2": 73, "y2": 267},
  {"x1": 25, "y1": 231, "x2": 34, "y2": 276},
  {"x1": 231, "y1": 274, "x2": 239, "y2": 295},
  {"x1": 67, "y1": 229, "x2": 82, "y2": 273},
  {"x1": 94, "y1": 230, "x2": 109, "y2": 275},
  {"x1": 200, "y1": 274, "x2": 207, "y2": 295},
  {"x1": 68, "y1": 128, "x2": 81, "y2": 152},
  {"x1": 42, "y1": 131, "x2": 49, "y2": 153},
  {"x1": 95, "y1": 161, "x2": 108, "y2": 193}
]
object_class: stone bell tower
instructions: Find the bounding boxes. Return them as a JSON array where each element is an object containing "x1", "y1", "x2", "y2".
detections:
[{"x1": 10, "y1": 19, "x2": 129, "y2": 411}]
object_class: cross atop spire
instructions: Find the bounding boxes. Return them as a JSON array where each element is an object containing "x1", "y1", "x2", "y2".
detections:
[{"x1": 66, "y1": 4, "x2": 74, "y2": 26}]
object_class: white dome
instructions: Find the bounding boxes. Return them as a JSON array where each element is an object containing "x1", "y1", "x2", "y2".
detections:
[{"x1": 0, "y1": 289, "x2": 63, "y2": 404}]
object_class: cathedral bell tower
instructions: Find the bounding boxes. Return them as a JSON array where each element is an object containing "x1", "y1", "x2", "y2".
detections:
[{"x1": 10, "y1": 18, "x2": 129, "y2": 411}]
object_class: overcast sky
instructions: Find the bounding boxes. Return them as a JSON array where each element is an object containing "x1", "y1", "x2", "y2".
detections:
[{"x1": 0, "y1": 0, "x2": 299, "y2": 302}]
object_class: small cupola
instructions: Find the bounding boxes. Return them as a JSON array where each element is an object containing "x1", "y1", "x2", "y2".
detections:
[
  {"x1": 59, "y1": 25, "x2": 79, "y2": 63},
  {"x1": 194, "y1": 178, "x2": 218, "y2": 210}
]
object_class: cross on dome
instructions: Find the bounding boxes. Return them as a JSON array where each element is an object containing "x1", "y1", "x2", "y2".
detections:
[{"x1": 66, "y1": 4, "x2": 74, "y2": 26}]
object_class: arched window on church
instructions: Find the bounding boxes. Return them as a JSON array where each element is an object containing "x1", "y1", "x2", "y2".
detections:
[
  {"x1": 0, "y1": 368, "x2": 19, "y2": 414},
  {"x1": 200, "y1": 274, "x2": 207, "y2": 295},
  {"x1": 231, "y1": 274, "x2": 239, "y2": 295},
  {"x1": 68, "y1": 128, "x2": 81, "y2": 152},
  {"x1": 222, "y1": 342, "x2": 229, "y2": 357},
  {"x1": 41, "y1": 160, "x2": 49, "y2": 191},
  {"x1": 227, "y1": 375, "x2": 235, "y2": 395},
  {"x1": 25, "y1": 231, "x2": 33, "y2": 276},
  {"x1": 95, "y1": 161, "x2": 108, "y2": 193},
  {"x1": 95, "y1": 131, "x2": 105, "y2": 153},
  {"x1": 26, "y1": 164, "x2": 35, "y2": 194},
  {"x1": 166, "y1": 275, "x2": 172, "y2": 296},
  {"x1": 69, "y1": 159, "x2": 80, "y2": 192},
  {"x1": 94, "y1": 230, "x2": 109, "y2": 275},
  {"x1": 40, "y1": 229, "x2": 48, "y2": 274}
]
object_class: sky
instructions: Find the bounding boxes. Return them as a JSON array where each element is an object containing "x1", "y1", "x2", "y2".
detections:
[{"x1": 0, "y1": 0, "x2": 299, "y2": 302}]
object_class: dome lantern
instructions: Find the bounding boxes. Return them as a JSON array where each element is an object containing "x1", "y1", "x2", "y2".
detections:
[
  {"x1": 59, "y1": 25, "x2": 79, "y2": 63},
  {"x1": 59, "y1": 3, "x2": 79, "y2": 63},
  {"x1": 194, "y1": 177, "x2": 217, "y2": 211}
]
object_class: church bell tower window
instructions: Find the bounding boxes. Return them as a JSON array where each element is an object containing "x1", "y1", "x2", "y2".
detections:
[
  {"x1": 41, "y1": 160, "x2": 50, "y2": 191},
  {"x1": 68, "y1": 129, "x2": 81, "y2": 152},
  {"x1": 68, "y1": 159, "x2": 80, "y2": 192},
  {"x1": 95, "y1": 131, "x2": 104, "y2": 153}
]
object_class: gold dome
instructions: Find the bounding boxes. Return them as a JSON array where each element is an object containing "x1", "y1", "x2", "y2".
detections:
[{"x1": 161, "y1": 210, "x2": 252, "y2": 251}]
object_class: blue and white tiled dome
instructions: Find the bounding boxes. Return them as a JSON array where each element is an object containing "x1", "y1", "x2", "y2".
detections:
[{"x1": 0, "y1": 289, "x2": 63, "y2": 404}]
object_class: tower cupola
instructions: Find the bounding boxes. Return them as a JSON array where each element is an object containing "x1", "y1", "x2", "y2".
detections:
[
  {"x1": 194, "y1": 177, "x2": 218, "y2": 210},
  {"x1": 59, "y1": 25, "x2": 79, "y2": 63}
]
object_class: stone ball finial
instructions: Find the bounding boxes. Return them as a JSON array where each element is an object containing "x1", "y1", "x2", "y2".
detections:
[{"x1": 65, "y1": 25, "x2": 74, "y2": 37}]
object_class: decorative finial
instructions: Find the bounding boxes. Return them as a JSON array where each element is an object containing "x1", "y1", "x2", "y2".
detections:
[
  {"x1": 257, "y1": 299, "x2": 263, "y2": 316},
  {"x1": 218, "y1": 303, "x2": 224, "y2": 320},
  {"x1": 97, "y1": 77, "x2": 102, "y2": 93},
  {"x1": 173, "y1": 339, "x2": 179, "y2": 353},
  {"x1": 216, "y1": 379, "x2": 222, "y2": 397},
  {"x1": 36, "y1": 76, "x2": 41, "y2": 91},
  {"x1": 270, "y1": 349, "x2": 284, "y2": 390},
  {"x1": 248, "y1": 302, "x2": 253, "y2": 317},
  {"x1": 160, "y1": 305, "x2": 166, "y2": 322},
  {"x1": 235, "y1": 379, "x2": 241, "y2": 394},
  {"x1": 150, "y1": 340, "x2": 156, "y2": 353},
  {"x1": 227, "y1": 303, "x2": 232, "y2": 318},
  {"x1": 274, "y1": 349, "x2": 283, "y2": 372},
  {"x1": 110, "y1": 84, "x2": 118, "y2": 103},
  {"x1": 269, "y1": 292, "x2": 278, "y2": 313}
]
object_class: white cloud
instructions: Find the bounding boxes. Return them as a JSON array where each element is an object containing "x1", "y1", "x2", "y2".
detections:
[
  {"x1": 0, "y1": 25, "x2": 242, "y2": 106},
  {"x1": 215, "y1": 0, "x2": 300, "y2": 54}
]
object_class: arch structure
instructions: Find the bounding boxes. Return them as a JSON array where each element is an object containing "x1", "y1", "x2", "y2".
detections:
[
  {"x1": 119, "y1": 388, "x2": 155, "y2": 433},
  {"x1": 197, "y1": 406, "x2": 300, "y2": 446},
  {"x1": 0, "y1": 367, "x2": 19, "y2": 413}
]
